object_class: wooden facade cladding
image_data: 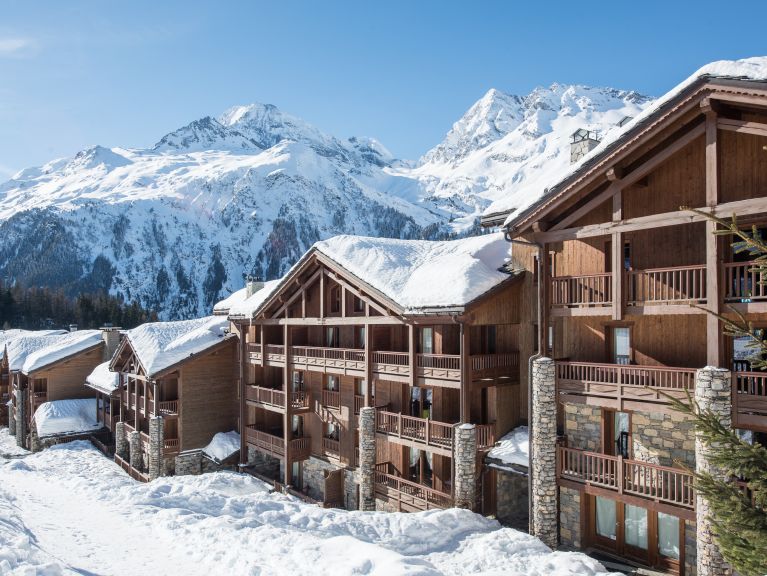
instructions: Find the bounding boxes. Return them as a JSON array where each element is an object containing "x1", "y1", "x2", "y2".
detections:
[{"x1": 236, "y1": 251, "x2": 526, "y2": 509}]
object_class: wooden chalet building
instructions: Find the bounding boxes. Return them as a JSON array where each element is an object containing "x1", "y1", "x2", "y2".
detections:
[
  {"x1": 108, "y1": 316, "x2": 238, "y2": 481},
  {"x1": 485, "y1": 60, "x2": 767, "y2": 575},
  {"x1": 6, "y1": 328, "x2": 117, "y2": 450},
  {"x1": 229, "y1": 234, "x2": 527, "y2": 512}
]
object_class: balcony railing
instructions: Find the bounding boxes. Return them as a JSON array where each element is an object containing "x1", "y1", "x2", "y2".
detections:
[
  {"x1": 322, "y1": 389, "x2": 341, "y2": 410},
  {"x1": 556, "y1": 361, "x2": 695, "y2": 409},
  {"x1": 627, "y1": 265, "x2": 706, "y2": 305},
  {"x1": 158, "y1": 400, "x2": 178, "y2": 415},
  {"x1": 374, "y1": 464, "x2": 453, "y2": 511},
  {"x1": 163, "y1": 438, "x2": 180, "y2": 453},
  {"x1": 291, "y1": 391, "x2": 310, "y2": 410},
  {"x1": 291, "y1": 346, "x2": 365, "y2": 365},
  {"x1": 475, "y1": 424, "x2": 495, "y2": 450},
  {"x1": 551, "y1": 273, "x2": 612, "y2": 307},
  {"x1": 244, "y1": 425, "x2": 310, "y2": 461},
  {"x1": 354, "y1": 394, "x2": 364, "y2": 414},
  {"x1": 322, "y1": 437, "x2": 340, "y2": 458},
  {"x1": 733, "y1": 371, "x2": 767, "y2": 431},
  {"x1": 375, "y1": 410, "x2": 453, "y2": 450},
  {"x1": 724, "y1": 260, "x2": 767, "y2": 302},
  {"x1": 246, "y1": 385, "x2": 286, "y2": 408},
  {"x1": 558, "y1": 447, "x2": 694, "y2": 509}
]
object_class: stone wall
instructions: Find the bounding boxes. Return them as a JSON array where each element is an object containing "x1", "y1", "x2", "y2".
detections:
[
  {"x1": 175, "y1": 451, "x2": 203, "y2": 476},
  {"x1": 358, "y1": 407, "x2": 376, "y2": 511},
  {"x1": 632, "y1": 411, "x2": 695, "y2": 468},
  {"x1": 563, "y1": 404, "x2": 600, "y2": 451},
  {"x1": 559, "y1": 486, "x2": 581, "y2": 549},
  {"x1": 531, "y1": 357, "x2": 558, "y2": 548},
  {"x1": 247, "y1": 448, "x2": 281, "y2": 481},
  {"x1": 685, "y1": 520, "x2": 698, "y2": 576},
  {"x1": 495, "y1": 469, "x2": 528, "y2": 529},
  {"x1": 454, "y1": 423, "x2": 477, "y2": 509},
  {"x1": 15, "y1": 388, "x2": 26, "y2": 449}
]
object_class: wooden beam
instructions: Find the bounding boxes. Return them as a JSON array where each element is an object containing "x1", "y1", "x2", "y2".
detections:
[
  {"x1": 459, "y1": 323, "x2": 470, "y2": 423},
  {"x1": 408, "y1": 324, "x2": 416, "y2": 388},
  {"x1": 239, "y1": 326, "x2": 248, "y2": 466},
  {"x1": 283, "y1": 324, "x2": 292, "y2": 486},
  {"x1": 319, "y1": 271, "x2": 325, "y2": 319},
  {"x1": 341, "y1": 286, "x2": 347, "y2": 317},
  {"x1": 271, "y1": 268, "x2": 322, "y2": 319},
  {"x1": 322, "y1": 269, "x2": 391, "y2": 317},
  {"x1": 705, "y1": 111, "x2": 722, "y2": 367},
  {"x1": 549, "y1": 123, "x2": 705, "y2": 232},
  {"x1": 535, "y1": 195, "x2": 767, "y2": 243},
  {"x1": 717, "y1": 117, "x2": 767, "y2": 138},
  {"x1": 364, "y1": 325, "x2": 373, "y2": 407},
  {"x1": 606, "y1": 166, "x2": 623, "y2": 181},
  {"x1": 539, "y1": 245, "x2": 550, "y2": 355}
]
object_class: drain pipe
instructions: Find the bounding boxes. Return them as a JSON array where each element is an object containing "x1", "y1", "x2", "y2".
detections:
[{"x1": 504, "y1": 229, "x2": 543, "y2": 534}]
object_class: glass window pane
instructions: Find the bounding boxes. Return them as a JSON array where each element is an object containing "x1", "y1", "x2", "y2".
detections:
[
  {"x1": 422, "y1": 328, "x2": 433, "y2": 354},
  {"x1": 624, "y1": 504, "x2": 648, "y2": 550},
  {"x1": 595, "y1": 496, "x2": 617, "y2": 540},
  {"x1": 614, "y1": 327, "x2": 630, "y2": 364},
  {"x1": 658, "y1": 512, "x2": 680, "y2": 559}
]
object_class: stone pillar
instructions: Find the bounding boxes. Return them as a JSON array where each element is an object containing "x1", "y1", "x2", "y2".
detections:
[
  {"x1": 453, "y1": 423, "x2": 477, "y2": 509},
  {"x1": 8, "y1": 404, "x2": 16, "y2": 435},
  {"x1": 128, "y1": 430, "x2": 141, "y2": 470},
  {"x1": 695, "y1": 367, "x2": 731, "y2": 576},
  {"x1": 29, "y1": 423, "x2": 40, "y2": 453},
  {"x1": 15, "y1": 388, "x2": 26, "y2": 449},
  {"x1": 532, "y1": 357, "x2": 557, "y2": 548},
  {"x1": 148, "y1": 416, "x2": 164, "y2": 480},
  {"x1": 114, "y1": 421, "x2": 128, "y2": 460},
  {"x1": 358, "y1": 406, "x2": 376, "y2": 511}
]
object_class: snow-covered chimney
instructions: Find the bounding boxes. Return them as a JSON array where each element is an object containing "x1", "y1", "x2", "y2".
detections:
[
  {"x1": 68, "y1": 324, "x2": 78, "y2": 332},
  {"x1": 100, "y1": 326, "x2": 122, "y2": 362},
  {"x1": 570, "y1": 128, "x2": 601, "y2": 164},
  {"x1": 246, "y1": 274, "x2": 264, "y2": 298}
]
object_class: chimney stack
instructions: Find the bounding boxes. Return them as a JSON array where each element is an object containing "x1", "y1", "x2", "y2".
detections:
[
  {"x1": 100, "y1": 326, "x2": 122, "y2": 362},
  {"x1": 246, "y1": 274, "x2": 264, "y2": 298},
  {"x1": 570, "y1": 128, "x2": 601, "y2": 164},
  {"x1": 68, "y1": 324, "x2": 78, "y2": 333}
]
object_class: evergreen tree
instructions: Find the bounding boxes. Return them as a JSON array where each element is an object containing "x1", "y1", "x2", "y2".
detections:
[{"x1": 669, "y1": 209, "x2": 767, "y2": 576}]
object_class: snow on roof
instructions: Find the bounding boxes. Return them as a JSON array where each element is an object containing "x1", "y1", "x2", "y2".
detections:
[
  {"x1": 494, "y1": 56, "x2": 767, "y2": 227},
  {"x1": 33, "y1": 399, "x2": 102, "y2": 438},
  {"x1": 85, "y1": 361, "x2": 119, "y2": 395},
  {"x1": 213, "y1": 287, "x2": 248, "y2": 315},
  {"x1": 5, "y1": 330, "x2": 79, "y2": 372},
  {"x1": 0, "y1": 329, "x2": 33, "y2": 360},
  {"x1": 314, "y1": 233, "x2": 512, "y2": 312},
  {"x1": 487, "y1": 425, "x2": 529, "y2": 468},
  {"x1": 22, "y1": 330, "x2": 103, "y2": 374},
  {"x1": 228, "y1": 279, "x2": 283, "y2": 318},
  {"x1": 124, "y1": 316, "x2": 230, "y2": 377},
  {"x1": 201, "y1": 430, "x2": 240, "y2": 462}
]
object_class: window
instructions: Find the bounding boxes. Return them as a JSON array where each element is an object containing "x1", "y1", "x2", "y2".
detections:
[
  {"x1": 326, "y1": 326, "x2": 339, "y2": 348},
  {"x1": 657, "y1": 512, "x2": 680, "y2": 560},
  {"x1": 330, "y1": 286, "x2": 341, "y2": 313},
  {"x1": 595, "y1": 496, "x2": 617, "y2": 540},
  {"x1": 624, "y1": 504, "x2": 648, "y2": 551},
  {"x1": 421, "y1": 327, "x2": 434, "y2": 354},
  {"x1": 355, "y1": 378, "x2": 365, "y2": 396},
  {"x1": 292, "y1": 415, "x2": 303, "y2": 437},
  {"x1": 353, "y1": 296, "x2": 364, "y2": 313},
  {"x1": 292, "y1": 371, "x2": 304, "y2": 391},
  {"x1": 326, "y1": 422, "x2": 339, "y2": 440},
  {"x1": 612, "y1": 326, "x2": 631, "y2": 365},
  {"x1": 326, "y1": 374, "x2": 339, "y2": 391},
  {"x1": 604, "y1": 410, "x2": 630, "y2": 458},
  {"x1": 357, "y1": 326, "x2": 366, "y2": 349}
]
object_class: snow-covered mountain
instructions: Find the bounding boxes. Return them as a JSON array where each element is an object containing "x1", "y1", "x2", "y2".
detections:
[
  {"x1": 0, "y1": 85, "x2": 653, "y2": 320},
  {"x1": 401, "y1": 84, "x2": 653, "y2": 227}
]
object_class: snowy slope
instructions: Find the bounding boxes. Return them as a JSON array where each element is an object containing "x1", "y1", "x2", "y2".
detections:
[
  {"x1": 0, "y1": 434, "x2": 619, "y2": 576},
  {"x1": 400, "y1": 84, "x2": 653, "y2": 228},
  {"x1": 0, "y1": 86, "x2": 654, "y2": 320}
]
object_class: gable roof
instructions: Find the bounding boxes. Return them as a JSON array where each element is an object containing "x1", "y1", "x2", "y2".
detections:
[
  {"x1": 229, "y1": 233, "x2": 513, "y2": 320},
  {"x1": 487, "y1": 56, "x2": 767, "y2": 232},
  {"x1": 213, "y1": 287, "x2": 248, "y2": 315},
  {"x1": 115, "y1": 316, "x2": 231, "y2": 378},
  {"x1": 5, "y1": 330, "x2": 98, "y2": 373},
  {"x1": 85, "y1": 361, "x2": 119, "y2": 395}
]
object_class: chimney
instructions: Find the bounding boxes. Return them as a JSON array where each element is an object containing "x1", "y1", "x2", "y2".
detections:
[
  {"x1": 101, "y1": 326, "x2": 122, "y2": 362},
  {"x1": 69, "y1": 324, "x2": 78, "y2": 332},
  {"x1": 246, "y1": 274, "x2": 264, "y2": 298},
  {"x1": 570, "y1": 128, "x2": 601, "y2": 164}
]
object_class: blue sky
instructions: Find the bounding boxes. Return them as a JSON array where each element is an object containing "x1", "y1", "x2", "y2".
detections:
[{"x1": 1, "y1": 1, "x2": 766, "y2": 178}]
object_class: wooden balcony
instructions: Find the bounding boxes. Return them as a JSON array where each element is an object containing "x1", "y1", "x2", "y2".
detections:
[
  {"x1": 291, "y1": 346, "x2": 365, "y2": 373},
  {"x1": 475, "y1": 424, "x2": 495, "y2": 450},
  {"x1": 733, "y1": 371, "x2": 767, "y2": 432},
  {"x1": 247, "y1": 343, "x2": 287, "y2": 365},
  {"x1": 627, "y1": 265, "x2": 706, "y2": 306},
  {"x1": 322, "y1": 389, "x2": 341, "y2": 410},
  {"x1": 244, "y1": 425, "x2": 310, "y2": 461},
  {"x1": 354, "y1": 394, "x2": 364, "y2": 414},
  {"x1": 724, "y1": 260, "x2": 767, "y2": 303},
  {"x1": 558, "y1": 447, "x2": 694, "y2": 516},
  {"x1": 374, "y1": 463, "x2": 453, "y2": 511},
  {"x1": 556, "y1": 361, "x2": 695, "y2": 413},
  {"x1": 246, "y1": 385, "x2": 310, "y2": 412},
  {"x1": 375, "y1": 410, "x2": 453, "y2": 455},
  {"x1": 551, "y1": 273, "x2": 612, "y2": 309},
  {"x1": 322, "y1": 437, "x2": 340, "y2": 458},
  {"x1": 163, "y1": 438, "x2": 180, "y2": 454},
  {"x1": 158, "y1": 400, "x2": 178, "y2": 416}
]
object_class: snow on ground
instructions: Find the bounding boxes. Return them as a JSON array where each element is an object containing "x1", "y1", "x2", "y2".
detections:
[
  {"x1": 34, "y1": 399, "x2": 102, "y2": 438},
  {"x1": 202, "y1": 430, "x2": 240, "y2": 462},
  {"x1": 0, "y1": 435, "x2": 618, "y2": 576},
  {"x1": 488, "y1": 426, "x2": 529, "y2": 468}
]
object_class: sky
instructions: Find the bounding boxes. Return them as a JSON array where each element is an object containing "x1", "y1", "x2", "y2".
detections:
[{"x1": 1, "y1": 1, "x2": 767, "y2": 179}]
